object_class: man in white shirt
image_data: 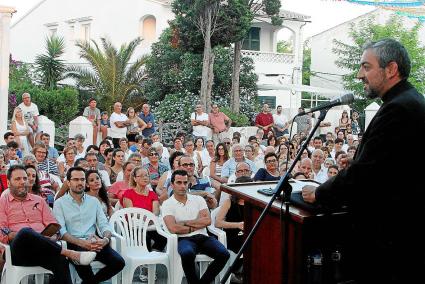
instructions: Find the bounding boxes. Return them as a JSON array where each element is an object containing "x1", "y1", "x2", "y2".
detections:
[
  {"x1": 311, "y1": 149, "x2": 328, "y2": 183},
  {"x1": 162, "y1": 170, "x2": 229, "y2": 284},
  {"x1": 18, "y1": 92, "x2": 40, "y2": 146},
  {"x1": 109, "y1": 102, "x2": 129, "y2": 148},
  {"x1": 83, "y1": 98, "x2": 101, "y2": 145},
  {"x1": 273, "y1": 105, "x2": 289, "y2": 138},
  {"x1": 190, "y1": 104, "x2": 210, "y2": 140}
]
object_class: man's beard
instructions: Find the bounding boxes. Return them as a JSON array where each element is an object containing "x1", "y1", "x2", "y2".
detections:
[{"x1": 366, "y1": 88, "x2": 379, "y2": 99}]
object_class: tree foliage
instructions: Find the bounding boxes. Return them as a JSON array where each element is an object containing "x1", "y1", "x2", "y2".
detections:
[
  {"x1": 34, "y1": 35, "x2": 66, "y2": 90},
  {"x1": 67, "y1": 37, "x2": 148, "y2": 112},
  {"x1": 333, "y1": 15, "x2": 425, "y2": 111}
]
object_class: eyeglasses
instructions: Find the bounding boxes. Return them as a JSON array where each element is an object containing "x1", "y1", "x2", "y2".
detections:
[
  {"x1": 149, "y1": 153, "x2": 159, "y2": 156},
  {"x1": 244, "y1": 149, "x2": 252, "y2": 152},
  {"x1": 36, "y1": 151, "x2": 47, "y2": 154},
  {"x1": 236, "y1": 169, "x2": 251, "y2": 174},
  {"x1": 265, "y1": 159, "x2": 277, "y2": 164},
  {"x1": 181, "y1": 163, "x2": 195, "y2": 167}
]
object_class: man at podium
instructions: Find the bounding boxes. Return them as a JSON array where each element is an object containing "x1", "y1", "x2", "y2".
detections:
[{"x1": 302, "y1": 39, "x2": 425, "y2": 283}]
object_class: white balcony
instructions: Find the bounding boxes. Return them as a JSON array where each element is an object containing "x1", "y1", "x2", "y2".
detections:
[{"x1": 241, "y1": 50, "x2": 294, "y2": 64}]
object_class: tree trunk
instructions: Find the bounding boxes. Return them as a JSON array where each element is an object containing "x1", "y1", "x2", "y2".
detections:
[
  {"x1": 231, "y1": 40, "x2": 242, "y2": 113},
  {"x1": 206, "y1": 52, "x2": 215, "y2": 113},
  {"x1": 200, "y1": 13, "x2": 212, "y2": 110}
]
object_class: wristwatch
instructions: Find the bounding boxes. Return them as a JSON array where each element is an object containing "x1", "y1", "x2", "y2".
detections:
[{"x1": 1, "y1": 227, "x2": 11, "y2": 236}]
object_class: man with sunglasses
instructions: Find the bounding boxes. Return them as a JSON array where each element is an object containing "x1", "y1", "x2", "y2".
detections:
[{"x1": 162, "y1": 169, "x2": 229, "y2": 284}]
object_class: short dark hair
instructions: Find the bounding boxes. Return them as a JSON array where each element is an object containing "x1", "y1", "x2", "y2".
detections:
[
  {"x1": 86, "y1": 145, "x2": 99, "y2": 153},
  {"x1": 3, "y1": 131, "x2": 14, "y2": 140},
  {"x1": 74, "y1": 158, "x2": 87, "y2": 167},
  {"x1": 248, "y1": 135, "x2": 257, "y2": 142},
  {"x1": 85, "y1": 152, "x2": 98, "y2": 159},
  {"x1": 171, "y1": 169, "x2": 188, "y2": 183},
  {"x1": 335, "y1": 138, "x2": 344, "y2": 144},
  {"x1": 363, "y1": 38, "x2": 411, "y2": 79},
  {"x1": 104, "y1": 148, "x2": 114, "y2": 156},
  {"x1": 328, "y1": 165, "x2": 339, "y2": 172},
  {"x1": 7, "y1": 164, "x2": 26, "y2": 181},
  {"x1": 88, "y1": 97, "x2": 97, "y2": 103},
  {"x1": 313, "y1": 136, "x2": 322, "y2": 142},
  {"x1": 169, "y1": 151, "x2": 184, "y2": 170},
  {"x1": 6, "y1": 141, "x2": 19, "y2": 149},
  {"x1": 40, "y1": 132, "x2": 50, "y2": 139},
  {"x1": 264, "y1": 152, "x2": 278, "y2": 163},
  {"x1": 135, "y1": 135, "x2": 144, "y2": 143},
  {"x1": 67, "y1": 166, "x2": 86, "y2": 181}
]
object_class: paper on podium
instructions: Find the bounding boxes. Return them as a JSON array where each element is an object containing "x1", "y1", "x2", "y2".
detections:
[{"x1": 289, "y1": 179, "x2": 321, "y2": 193}]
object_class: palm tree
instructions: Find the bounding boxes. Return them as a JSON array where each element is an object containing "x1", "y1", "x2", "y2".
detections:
[
  {"x1": 67, "y1": 37, "x2": 147, "y2": 111},
  {"x1": 35, "y1": 35, "x2": 66, "y2": 90}
]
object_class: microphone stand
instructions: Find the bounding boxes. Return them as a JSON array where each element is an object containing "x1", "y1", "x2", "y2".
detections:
[{"x1": 220, "y1": 109, "x2": 329, "y2": 284}]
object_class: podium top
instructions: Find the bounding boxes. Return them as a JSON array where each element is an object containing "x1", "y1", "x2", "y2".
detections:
[{"x1": 220, "y1": 181, "x2": 347, "y2": 223}]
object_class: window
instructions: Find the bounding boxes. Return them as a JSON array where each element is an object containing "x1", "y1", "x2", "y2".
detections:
[
  {"x1": 242, "y1": 27, "x2": 260, "y2": 51},
  {"x1": 140, "y1": 16, "x2": 156, "y2": 43},
  {"x1": 81, "y1": 23, "x2": 90, "y2": 42},
  {"x1": 258, "y1": 96, "x2": 276, "y2": 109}
]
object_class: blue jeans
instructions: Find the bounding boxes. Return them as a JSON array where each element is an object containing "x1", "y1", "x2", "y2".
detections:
[{"x1": 178, "y1": 234, "x2": 230, "y2": 284}]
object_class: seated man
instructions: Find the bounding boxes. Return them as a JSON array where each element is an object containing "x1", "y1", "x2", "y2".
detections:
[
  {"x1": 53, "y1": 167, "x2": 125, "y2": 283},
  {"x1": 0, "y1": 165, "x2": 96, "y2": 284},
  {"x1": 162, "y1": 155, "x2": 217, "y2": 209},
  {"x1": 162, "y1": 170, "x2": 230, "y2": 284},
  {"x1": 221, "y1": 144, "x2": 257, "y2": 183}
]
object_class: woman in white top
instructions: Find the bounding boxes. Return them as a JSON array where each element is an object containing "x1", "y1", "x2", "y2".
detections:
[
  {"x1": 194, "y1": 137, "x2": 211, "y2": 168},
  {"x1": 126, "y1": 107, "x2": 147, "y2": 145},
  {"x1": 11, "y1": 107, "x2": 32, "y2": 155}
]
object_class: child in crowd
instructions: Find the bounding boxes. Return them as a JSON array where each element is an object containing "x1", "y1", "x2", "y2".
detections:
[{"x1": 100, "y1": 111, "x2": 111, "y2": 140}]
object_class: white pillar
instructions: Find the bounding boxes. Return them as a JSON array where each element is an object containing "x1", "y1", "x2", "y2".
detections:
[
  {"x1": 38, "y1": 116, "x2": 56, "y2": 147},
  {"x1": 364, "y1": 102, "x2": 380, "y2": 131},
  {"x1": 69, "y1": 116, "x2": 94, "y2": 149},
  {"x1": 0, "y1": 6, "x2": 16, "y2": 145}
]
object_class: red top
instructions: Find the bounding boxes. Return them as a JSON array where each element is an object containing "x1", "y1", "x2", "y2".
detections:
[
  {"x1": 255, "y1": 112, "x2": 274, "y2": 135},
  {"x1": 109, "y1": 181, "x2": 130, "y2": 202},
  {"x1": 122, "y1": 189, "x2": 158, "y2": 212},
  {"x1": 0, "y1": 174, "x2": 7, "y2": 193},
  {"x1": 0, "y1": 193, "x2": 57, "y2": 243}
]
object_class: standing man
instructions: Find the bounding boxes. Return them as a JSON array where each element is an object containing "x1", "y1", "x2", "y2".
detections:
[
  {"x1": 208, "y1": 104, "x2": 232, "y2": 144},
  {"x1": 302, "y1": 39, "x2": 425, "y2": 283},
  {"x1": 139, "y1": 104, "x2": 156, "y2": 138},
  {"x1": 162, "y1": 170, "x2": 229, "y2": 284},
  {"x1": 53, "y1": 167, "x2": 125, "y2": 283},
  {"x1": 18, "y1": 92, "x2": 40, "y2": 147},
  {"x1": 293, "y1": 107, "x2": 312, "y2": 135},
  {"x1": 273, "y1": 105, "x2": 289, "y2": 138},
  {"x1": 83, "y1": 98, "x2": 101, "y2": 145},
  {"x1": 109, "y1": 102, "x2": 129, "y2": 148},
  {"x1": 255, "y1": 104, "x2": 274, "y2": 139},
  {"x1": 190, "y1": 104, "x2": 210, "y2": 141}
]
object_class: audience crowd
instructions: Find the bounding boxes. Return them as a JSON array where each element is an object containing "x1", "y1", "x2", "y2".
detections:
[{"x1": 0, "y1": 94, "x2": 362, "y2": 283}]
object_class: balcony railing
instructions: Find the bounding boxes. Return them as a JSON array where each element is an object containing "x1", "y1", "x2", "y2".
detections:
[{"x1": 241, "y1": 50, "x2": 295, "y2": 64}]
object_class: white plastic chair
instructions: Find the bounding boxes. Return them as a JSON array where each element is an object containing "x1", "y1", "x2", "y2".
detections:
[
  {"x1": 109, "y1": 208, "x2": 171, "y2": 284},
  {"x1": 0, "y1": 242, "x2": 53, "y2": 284}
]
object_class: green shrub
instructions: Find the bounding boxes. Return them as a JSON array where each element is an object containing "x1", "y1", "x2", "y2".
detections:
[{"x1": 220, "y1": 107, "x2": 250, "y2": 127}]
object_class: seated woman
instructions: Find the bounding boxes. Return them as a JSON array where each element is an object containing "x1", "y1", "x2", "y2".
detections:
[
  {"x1": 85, "y1": 169, "x2": 113, "y2": 218},
  {"x1": 215, "y1": 195, "x2": 244, "y2": 282},
  {"x1": 108, "y1": 161, "x2": 135, "y2": 207},
  {"x1": 122, "y1": 166, "x2": 166, "y2": 251},
  {"x1": 253, "y1": 153, "x2": 280, "y2": 181}
]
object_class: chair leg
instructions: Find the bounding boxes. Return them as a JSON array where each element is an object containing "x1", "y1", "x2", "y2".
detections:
[
  {"x1": 35, "y1": 273, "x2": 45, "y2": 284},
  {"x1": 147, "y1": 264, "x2": 156, "y2": 284}
]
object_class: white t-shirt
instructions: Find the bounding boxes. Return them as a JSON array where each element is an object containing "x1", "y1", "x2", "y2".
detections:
[
  {"x1": 162, "y1": 194, "x2": 208, "y2": 237},
  {"x1": 190, "y1": 112, "x2": 209, "y2": 137},
  {"x1": 109, "y1": 112, "x2": 128, "y2": 139},
  {"x1": 18, "y1": 102, "x2": 39, "y2": 125},
  {"x1": 273, "y1": 113, "x2": 288, "y2": 128}
]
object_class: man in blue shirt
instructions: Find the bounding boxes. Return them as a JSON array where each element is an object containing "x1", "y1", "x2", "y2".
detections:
[
  {"x1": 139, "y1": 104, "x2": 156, "y2": 138},
  {"x1": 53, "y1": 167, "x2": 125, "y2": 283},
  {"x1": 41, "y1": 133, "x2": 59, "y2": 162}
]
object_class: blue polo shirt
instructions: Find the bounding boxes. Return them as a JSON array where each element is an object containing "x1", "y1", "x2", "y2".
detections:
[{"x1": 139, "y1": 112, "x2": 156, "y2": 137}]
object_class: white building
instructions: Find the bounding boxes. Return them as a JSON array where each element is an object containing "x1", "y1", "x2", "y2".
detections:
[
  {"x1": 310, "y1": 8, "x2": 425, "y2": 91},
  {"x1": 10, "y1": 0, "x2": 311, "y2": 117}
]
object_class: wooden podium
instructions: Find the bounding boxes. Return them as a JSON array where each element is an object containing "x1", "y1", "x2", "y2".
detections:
[{"x1": 221, "y1": 181, "x2": 350, "y2": 284}]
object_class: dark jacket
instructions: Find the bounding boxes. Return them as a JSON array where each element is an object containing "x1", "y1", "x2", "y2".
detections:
[{"x1": 316, "y1": 80, "x2": 425, "y2": 283}]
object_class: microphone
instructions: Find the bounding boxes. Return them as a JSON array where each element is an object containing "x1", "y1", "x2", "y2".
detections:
[{"x1": 299, "y1": 93, "x2": 354, "y2": 115}]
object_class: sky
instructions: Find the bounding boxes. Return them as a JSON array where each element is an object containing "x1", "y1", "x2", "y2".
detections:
[{"x1": 2, "y1": 0, "x2": 375, "y2": 38}]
